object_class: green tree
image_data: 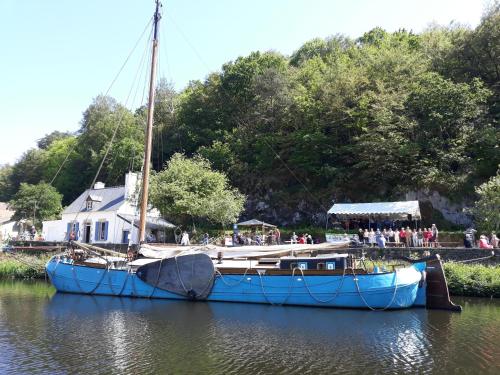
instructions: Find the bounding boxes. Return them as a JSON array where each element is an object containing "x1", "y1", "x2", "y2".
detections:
[
  {"x1": 9, "y1": 182, "x2": 63, "y2": 228},
  {"x1": 37, "y1": 130, "x2": 72, "y2": 149},
  {"x1": 149, "y1": 153, "x2": 245, "y2": 225},
  {"x1": 472, "y1": 173, "x2": 500, "y2": 232},
  {"x1": 0, "y1": 165, "x2": 15, "y2": 201}
]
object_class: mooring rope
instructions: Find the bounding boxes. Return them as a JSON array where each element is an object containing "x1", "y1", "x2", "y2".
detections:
[
  {"x1": 215, "y1": 268, "x2": 252, "y2": 287},
  {"x1": 107, "y1": 268, "x2": 130, "y2": 296},
  {"x1": 148, "y1": 258, "x2": 164, "y2": 298},
  {"x1": 71, "y1": 262, "x2": 109, "y2": 295},
  {"x1": 296, "y1": 267, "x2": 348, "y2": 304},
  {"x1": 352, "y1": 268, "x2": 399, "y2": 311},
  {"x1": 257, "y1": 268, "x2": 299, "y2": 306}
]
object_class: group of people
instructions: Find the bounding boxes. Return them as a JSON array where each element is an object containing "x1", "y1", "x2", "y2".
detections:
[
  {"x1": 358, "y1": 224, "x2": 439, "y2": 248},
  {"x1": 233, "y1": 228, "x2": 282, "y2": 246},
  {"x1": 290, "y1": 232, "x2": 314, "y2": 244},
  {"x1": 465, "y1": 228, "x2": 499, "y2": 249}
]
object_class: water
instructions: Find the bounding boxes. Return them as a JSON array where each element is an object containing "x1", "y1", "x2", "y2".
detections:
[{"x1": 0, "y1": 281, "x2": 498, "y2": 375}]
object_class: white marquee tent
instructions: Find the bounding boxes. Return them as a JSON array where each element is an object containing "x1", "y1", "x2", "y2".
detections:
[{"x1": 327, "y1": 200, "x2": 421, "y2": 220}]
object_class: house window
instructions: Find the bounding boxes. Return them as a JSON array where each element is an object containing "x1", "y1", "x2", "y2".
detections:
[
  {"x1": 94, "y1": 221, "x2": 108, "y2": 242},
  {"x1": 98, "y1": 222, "x2": 106, "y2": 240},
  {"x1": 86, "y1": 201, "x2": 93, "y2": 210}
]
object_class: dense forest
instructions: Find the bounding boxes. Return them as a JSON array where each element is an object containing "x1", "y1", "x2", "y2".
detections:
[{"x1": 1, "y1": 5, "x2": 499, "y2": 228}]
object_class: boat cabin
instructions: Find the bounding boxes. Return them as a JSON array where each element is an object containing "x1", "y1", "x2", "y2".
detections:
[{"x1": 279, "y1": 254, "x2": 350, "y2": 271}]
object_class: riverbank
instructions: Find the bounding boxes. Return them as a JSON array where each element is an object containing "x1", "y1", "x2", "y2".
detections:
[
  {"x1": 0, "y1": 254, "x2": 48, "y2": 279},
  {"x1": 1, "y1": 253, "x2": 498, "y2": 298},
  {"x1": 444, "y1": 263, "x2": 499, "y2": 298}
]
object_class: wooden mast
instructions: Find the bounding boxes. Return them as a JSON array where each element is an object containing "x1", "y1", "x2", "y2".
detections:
[{"x1": 138, "y1": 0, "x2": 162, "y2": 243}]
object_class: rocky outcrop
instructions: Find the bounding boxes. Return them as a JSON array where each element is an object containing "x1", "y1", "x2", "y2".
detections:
[{"x1": 405, "y1": 190, "x2": 472, "y2": 227}]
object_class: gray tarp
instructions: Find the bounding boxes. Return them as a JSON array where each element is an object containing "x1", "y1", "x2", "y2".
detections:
[{"x1": 328, "y1": 201, "x2": 421, "y2": 220}]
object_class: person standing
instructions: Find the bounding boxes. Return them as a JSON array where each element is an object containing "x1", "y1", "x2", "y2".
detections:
[
  {"x1": 399, "y1": 228, "x2": 405, "y2": 247},
  {"x1": 180, "y1": 231, "x2": 190, "y2": 246},
  {"x1": 463, "y1": 228, "x2": 476, "y2": 248},
  {"x1": 490, "y1": 232, "x2": 498, "y2": 248},
  {"x1": 394, "y1": 228, "x2": 400, "y2": 245},
  {"x1": 431, "y1": 224, "x2": 439, "y2": 248},
  {"x1": 291, "y1": 232, "x2": 298, "y2": 244},
  {"x1": 417, "y1": 228, "x2": 424, "y2": 247},
  {"x1": 369, "y1": 228, "x2": 375, "y2": 247},
  {"x1": 388, "y1": 228, "x2": 395, "y2": 244},
  {"x1": 275, "y1": 227, "x2": 281, "y2": 245},
  {"x1": 412, "y1": 229, "x2": 418, "y2": 247},
  {"x1": 358, "y1": 228, "x2": 364, "y2": 243},
  {"x1": 405, "y1": 227, "x2": 412, "y2": 247},
  {"x1": 363, "y1": 229, "x2": 369, "y2": 245},
  {"x1": 376, "y1": 230, "x2": 386, "y2": 248}
]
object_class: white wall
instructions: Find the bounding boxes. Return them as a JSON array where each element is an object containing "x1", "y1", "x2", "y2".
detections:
[
  {"x1": 43, "y1": 211, "x2": 153, "y2": 244},
  {"x1": 0, "y1": 221, "x2": 19, "y2": 240}
]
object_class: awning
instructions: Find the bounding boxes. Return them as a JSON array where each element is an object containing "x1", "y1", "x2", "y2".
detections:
[
  {"x1": 117, "y1": 214, "x2": 176, "y2": 229},
  {"x1": 327, "y1": 201, "x2": 421, "y2": 220},
  {"x1": 236, "y1": 219, "x2": 277, "y2": 228}
]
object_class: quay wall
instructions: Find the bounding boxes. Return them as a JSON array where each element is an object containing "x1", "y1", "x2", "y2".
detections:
[{"x1": 323, "y1": 247, "x2": 499, "y2": 264}]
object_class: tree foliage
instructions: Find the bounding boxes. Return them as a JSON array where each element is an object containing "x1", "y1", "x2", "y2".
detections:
[
  {"x1": 472, "y1": 173, "x2": 500, "y2": 232},
  {"x1": 9, "y1": 182, "x2": 63, "y2": 228},
  {"x1": 149, "y1": 153, "x2": 245, "y2": 225},
  {"x1": 2, "y1": 6, "x2": 499, "y2": 227}
]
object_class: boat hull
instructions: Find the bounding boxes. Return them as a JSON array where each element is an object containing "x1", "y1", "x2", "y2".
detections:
[{"x1": 46, "y1": 259, "x2": 423, "y2": 309}]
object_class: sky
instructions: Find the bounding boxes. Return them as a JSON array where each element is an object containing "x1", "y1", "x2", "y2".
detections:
[{"x1": 0, "y1": 0, "x2": 486, "y2": 165}]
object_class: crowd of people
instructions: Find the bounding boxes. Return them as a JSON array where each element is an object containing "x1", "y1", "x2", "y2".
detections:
[{"x1": 357, "y1": 224, "x2": 440, "y2": 248}]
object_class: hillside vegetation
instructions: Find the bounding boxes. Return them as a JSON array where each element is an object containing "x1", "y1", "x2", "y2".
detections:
[{"x1": 1, "y1": 5, "x2": 498, "y2": 227}]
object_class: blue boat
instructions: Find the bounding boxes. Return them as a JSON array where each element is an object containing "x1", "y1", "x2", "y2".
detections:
[{"x1": 45, "y1": 251, "x2": 460, "y2": 310}]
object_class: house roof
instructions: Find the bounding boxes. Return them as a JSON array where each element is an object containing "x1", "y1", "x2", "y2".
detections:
[
  {"x1": 327, "y1": 201, "x2": 421, "y2": 220},
  {"x1": 118, "y1": 214, "x2": 175, "y2": 229},
  {"x1": 0, "y1": 202, "x2": 15, "y2": 224},
  {"x1": 63, "y1": 186, "x2": 125, "y2": 214}
]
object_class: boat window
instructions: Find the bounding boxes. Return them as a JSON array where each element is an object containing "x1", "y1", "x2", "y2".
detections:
[
  {"x1": 326, "y1": 262, "x2": 336, "y2": 270},
  {"x1": 317, "y1": 263, "x2": 325, "y2": 270},
  {"x1": 290, "y1": 263, "x2": 297, "y2": 270},
  {"x1": 298, "y1": 262, "x2": 307, "y2": 270}
]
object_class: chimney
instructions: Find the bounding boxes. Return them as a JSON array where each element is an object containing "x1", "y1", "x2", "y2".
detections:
[
  {"x1": 125, "y1": 172, "x2": 139, "y2": 200},
  {"x1": 94, "y1": 182, "x2": 105, "y2": 190}
]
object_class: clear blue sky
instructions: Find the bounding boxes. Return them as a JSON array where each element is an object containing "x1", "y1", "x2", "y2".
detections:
[{"x1": 0, "y1": 0, "x2": 485, "y2": 165}]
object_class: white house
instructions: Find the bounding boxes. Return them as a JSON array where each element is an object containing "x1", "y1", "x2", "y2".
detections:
[
  {"x1": 42, "y1": 172, "x2": 175, "y2": 244},
  {"x1": 0, "y1": 202, "x2": 20, "y2": 241}
]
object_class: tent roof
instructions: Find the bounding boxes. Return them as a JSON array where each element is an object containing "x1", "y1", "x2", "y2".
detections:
[
  {"x1": 236, "y1": 219, "x2": 277, "y2": 228},
  {"x1": 328, "y1": 201, "x2": 421, "y2": 220}
]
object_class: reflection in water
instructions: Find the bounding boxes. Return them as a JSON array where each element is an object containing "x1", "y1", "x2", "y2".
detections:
[{"x1": 0, "y1": 281, "x2": 499, "y2": 374}]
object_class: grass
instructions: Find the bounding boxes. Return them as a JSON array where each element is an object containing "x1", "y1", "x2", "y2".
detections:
[
  {"x1": 0, "y1": 253, "x2": 50, "y2": 279},
  {"x1": 444, "y1": 262, "x2": 500, "y2": 298}
]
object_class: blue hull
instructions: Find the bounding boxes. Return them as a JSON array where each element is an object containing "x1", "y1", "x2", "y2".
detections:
[{"x1": 46, "y1": 259, "x2": 424, "y2": 309}]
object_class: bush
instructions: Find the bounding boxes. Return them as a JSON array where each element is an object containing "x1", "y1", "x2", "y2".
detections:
[
  {"x1": 0, "y1": 254, "x2": 47, "y2": 279},
  {"x1": 444, "y1": 262, "x2": 500, "y2": 298}
]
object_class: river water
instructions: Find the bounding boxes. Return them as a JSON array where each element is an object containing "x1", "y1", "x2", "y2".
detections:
[{"x1": 0, "y1": 281, "x2": 498, "y2": 375}]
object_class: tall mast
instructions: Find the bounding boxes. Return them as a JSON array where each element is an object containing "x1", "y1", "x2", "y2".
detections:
[{"x1": 138, "y1": 0, "x2": 162, "y2": 243}]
